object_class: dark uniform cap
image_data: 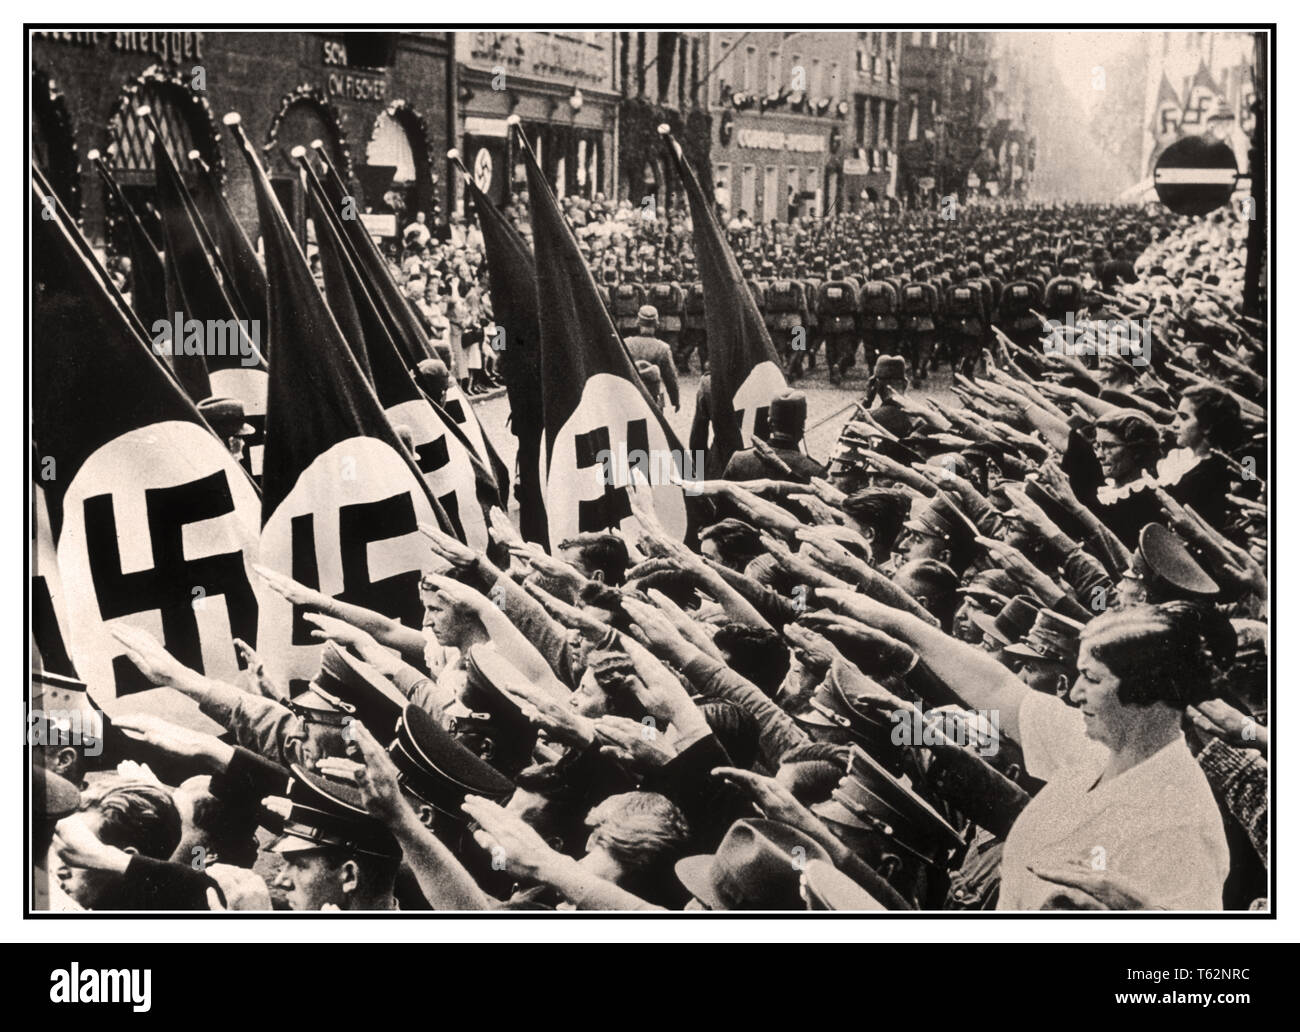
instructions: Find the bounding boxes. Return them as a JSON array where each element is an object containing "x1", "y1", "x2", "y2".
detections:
[
  {"x1": 315, "y1": 641, "x2": 406, "y2": 740},
  {"x1": 956, "y1": 568, "x2": 1020, "y2": 606},
  {"x1": 269, "y1": 765, "x2": 400, "y2": 859},
  {"x1": 390, "y1": 703, "x2": 514, "y2": 819},
  {"x1": 198, "y1": 396, "x2": 255, "y2": 437},
  {"x1": 801, "y1": 858, "x2": 888, "y2": 911},
  {"x1": 462, "y1": 646, "x2": 538, "y2": 734},
  {"x1": 873, "y1": 354, "x2": 907, "y2": 382},
  {"x1": 459, "y1": 646, "x2": 544, "y2": 772},
  {"x1": 903, "y1": 494, "x2": 977, "y2": 545},
  {"x1": 1131, "y1": 523, "x2": 1219, "y2": 598},
  {"x1": 33, "y1": 764, "x2": 81, "y2": 819},
  {"x1": 1004, "y1": 608, "x2": 1085, "y2": 666},
  {"x1": 768, "y1": 390, "x2": 808, "y2": 442},
  {"x1": 675, "y1": 819, "x2": 832, "y2": 911},
  {"x1": 793, "y1": 668, "x2": 895, "y2": 753},
  {"x1": 283, "y1": 680, "x2": 355, "y2": 729},
  {"x1": 969, "y1": 594, "x2": 1043, "y2": 648},
  {"x1": 843, "y1": 744, "x2": 964, "y2": 858}
]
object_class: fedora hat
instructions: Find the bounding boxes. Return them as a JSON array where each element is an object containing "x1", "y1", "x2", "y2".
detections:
[{"x1": 675, "y1": 819, "x2": 832, "y2": 910}]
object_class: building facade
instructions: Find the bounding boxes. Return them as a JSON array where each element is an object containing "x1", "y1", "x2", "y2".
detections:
[
  {"x1": 31, "y1": 30, "x2": 454, "y2": 247},
  {"x1": 613, "y1": 31, "x2": 712, "y2": 213},
  {"x1": 453, "y1": 31, "x2": 618, "y2": 209},
  {"x1": 896, "y1": 30, "x2": 1031, "y2": 207},
  {"x1": 704, "y1": 31, "x2": 900, "y2": 223}
]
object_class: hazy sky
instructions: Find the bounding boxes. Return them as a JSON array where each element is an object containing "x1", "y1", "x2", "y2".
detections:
[{"x1": 1045, "y1": 30, "x2": 1148, "y2": 114}]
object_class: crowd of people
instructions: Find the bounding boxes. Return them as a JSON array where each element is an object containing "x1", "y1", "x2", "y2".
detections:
[{"x1": 35, "y1": 195, "x2": 1268, "y2": 913}]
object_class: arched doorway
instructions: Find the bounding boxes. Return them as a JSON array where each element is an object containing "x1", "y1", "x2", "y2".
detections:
[
  {"x1": 32, "y1": 68, "x2": 80, "y2": 218},
  {"x1": 264, "y1": 86, "x2": 352, "y2": 242},
  {"x1": 367, "y1": 101, "x2": 434, "y2": 223},
  {"x1": 104, "y1": 69, "x2": 221, "y2": 254}
]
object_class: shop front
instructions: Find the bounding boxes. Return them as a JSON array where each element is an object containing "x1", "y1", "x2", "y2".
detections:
[
  {"x1": 454, "y1": 31, "x2": 617, "y2": 209},
  {"x1": 29, "y1": 30, "x2": 453, "y2": 249},
  {"x1": 710, "y1": 110, "x2": 836, "y2": 225}
]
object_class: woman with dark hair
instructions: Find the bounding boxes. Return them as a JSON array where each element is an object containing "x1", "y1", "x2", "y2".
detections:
[
  {"x1": 1049, "y1": 409, "x2": 1168, "y2": 553},
  {"x1": 1157, "y1": 385, "x2": 1243, "y2": 529},
  {"x1": 819, "y1": 592, "x2": 1230, "y2": 910}
]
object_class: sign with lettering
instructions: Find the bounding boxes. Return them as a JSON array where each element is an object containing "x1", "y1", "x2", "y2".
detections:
[
  {"x1": 461, "y1": 31, "x2": 614, "y2": 90},
  {"x1": 34, "y1": 30, "x2": 205, "y2": 64},
  {"x1": 327, "y1": 71, "x2": 387, "y2": 102},
  {"x1": 735, "y1": 129, "x2": 826, "y2": 153}
]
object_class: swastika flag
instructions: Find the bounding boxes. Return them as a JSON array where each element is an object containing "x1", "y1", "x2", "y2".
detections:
[
  {"x1": 663, "y1": 130, "x2": 787, "y2": 472},
  {"x1": 232, "y1": 118, "x2": 445, "y2": 684},
  {"x1": 33, "y1": 177, "x2": 262, "y2": 699},
  {"x1": 303, "y1": 156, "x2": 490, "y2": 551},
  {"x1": 520, "y1": 128, "x2": 690, "y2": 550}
]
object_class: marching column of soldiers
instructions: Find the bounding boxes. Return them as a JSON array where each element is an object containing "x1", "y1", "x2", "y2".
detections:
[{"x1": 590, "y1": 216, "x2": 1111, "y2": 398}]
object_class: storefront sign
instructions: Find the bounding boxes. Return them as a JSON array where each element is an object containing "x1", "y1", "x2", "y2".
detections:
[
  {"x1": 34, "y1": 30, "x2": 204, "y2": 64},
  {"x1": 734, "y1": 128, "x2": 825, "y2": 153},
  {"x1": 327, "y1": 71, "x2": 387, "y2": 102},
  {"x1": 842, "y1": 157, "x2": 868, "y2": 175}
]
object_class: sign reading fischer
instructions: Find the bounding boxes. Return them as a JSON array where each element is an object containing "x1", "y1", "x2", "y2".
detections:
[
  {"x1": 734, "y1": 129, "x2": 825, "y2": 153},
  {"x1": 326, "y1": 71, "x2": 387, "y2": 102}
]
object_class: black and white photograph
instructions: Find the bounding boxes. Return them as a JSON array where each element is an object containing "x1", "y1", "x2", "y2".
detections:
[{"x1": 20, "y1": 16, "x2": 1282, "y2": 963}]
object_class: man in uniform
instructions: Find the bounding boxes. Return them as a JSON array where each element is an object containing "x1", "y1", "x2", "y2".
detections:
[
  {"x1": 816, "y1": 265, "x2": 860, "y2": 386},
  {"x1": 996, "y1": 263, "x2": 1045, "y2": 353},
  {"x1": 943, "y1": 265, "x2": 988, "y2": 377},
  {"x1": 611, "y1": 276, "x2": 645, "y2": 338},
  {"x1": 897, "y1": 268, "x2": 940, "y2": 384},
  {"x1": 679, "y1": 263, "x2": 709, "y2": 374},
  {"x1": 1044, "y1": 257, "x2": 1086, "y2": 325},
  {"x1": 859, "y1": 269, "x2": 900, "y2": 375},
  {"x1": 742, "y1": 260, "x2": 767, "y2": 321},
  {"x1": 765, "y1": 265, "x2": 810, "y2": 380},
  {"x1": 624, "y1": 306, "x2": 680, "y2": 411},
  {"x1": 264, "y1": 765, "x2": 403, "y2": 911},
  {"x1": 722, "y1": 390, "x2": 828, "y2": 483},
  {"x1": 802, "y1": 259, "x2": 825, "y2": 373},
  {"x1": 1002, "y1": 609, "x2": 1084, "y2": 700},
  {"x1": 646, "y1": 272, "x2": 685, "y2": 374}
]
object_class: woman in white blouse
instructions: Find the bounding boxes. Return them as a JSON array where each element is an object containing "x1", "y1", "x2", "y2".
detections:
[{"x1": 818, "y1": 591, "x2": 1230, "y2": 910}]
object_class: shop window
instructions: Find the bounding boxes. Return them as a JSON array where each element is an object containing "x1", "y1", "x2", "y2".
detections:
[
  {"x1": 105, "y1": 75, "x2": 218, "y2": 250},
  {"x1": 367, "y1": 104, "x2": 433, "y2": 220}
]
